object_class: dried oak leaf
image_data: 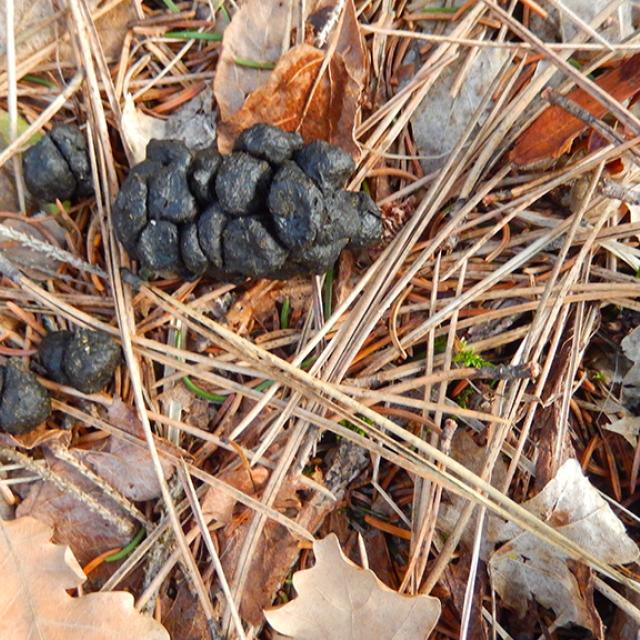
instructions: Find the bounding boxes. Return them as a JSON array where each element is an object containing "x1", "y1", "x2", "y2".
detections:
[
  {"x1": 16, "y1": 456, "x2": 133, "y2": 566},
  {"x1": 265, "y1": 533, "x2": 441, "y2": 640},
  {"x1": 0, "y1": 516, "x2": 168, "y2": 640},
  {"x1": 214, "y1": 0, "x2": 295, "y2": 121},
  {"x1": 509, "y1": 53, "x2": 640, "y2": 167},
  {"x1": 78, "y1": 398, "x2": 174, "y2": 502},
  {"x1": 489, "y1": 459, "x2": 639, "y2": 638},
  {"x1": 201, "y1": 465, "x2": 269, "y2": 524},
  {"x1": 216, "y1": 0, "x2": 366, "y2": 154}
]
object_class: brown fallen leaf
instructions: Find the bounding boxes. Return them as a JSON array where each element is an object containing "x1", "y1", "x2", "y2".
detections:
[
  {"x1": 0, "y1": 426, "x2": 70, "y2": 450},
  {"x1": 78, "y1": 399, "x2": 174, "y2": 502},
  {"x1": 201, "y1": 465, "x2": 269, "y2": 524},
  {"x1": 217, "y1": 0, "x2": 366, "y2": 154},
  {"x1": 213, "y1": 0, "x2": 295, "y2": 122},
  {"x1": 0, "y1": 516, "x2": 168, "y2": 640},
  {"x1": 16, "y1": 456, "x2": 133, "y2": 566},
  {"x1": 265, "y1": 533, "x2": 441, "y2": 640},
  {"x1": 509, "y1": 54, "x2": 640, "y2": 167},
  {"x1": 489, "y1": 459, "x2": 639, "y2": 638},
  {"x1": 441, "y1": 554, "x2": 488, "y2": 640},
  {"x1": 220, "y1": 441, "x2": 368, "y2": 626}
]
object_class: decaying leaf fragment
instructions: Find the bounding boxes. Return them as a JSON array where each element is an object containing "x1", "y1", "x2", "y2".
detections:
[
  {"x1": 0, "y1": 516, "x2": 169, "y2": 640},
  {"x1": 265, "y1": 533, "x2": 441, "y2": 640},
  {"x1": 489, "y1": 459, "x2": 639, "y2": 637},
  {"x1": 509, "y1": 54, "x2": 640, "y2": 167},
  {"x1": 216, "y1": 0, "x2": 366, "y2": 155},
  {"x1": 213, "y1": 0, "x2": 295, "y2": 121},
  {"x1": 411, "y1": 48, "x2": 511, "y2": 174}
]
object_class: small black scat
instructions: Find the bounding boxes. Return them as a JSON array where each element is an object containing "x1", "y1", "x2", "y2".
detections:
[
  {"x1": 268, "y1": 161, "x2": 324, "y2": 250},
  {"x1": 0, "y1": 362, "x2": 51, "y2": 435},
  {"x1": 293, "y1": 139, "x2": 355, "y2": 191},
  {"x1": 38, "y1": 328, "x2": 121, "y2": 395},
  {"x1": 136, "y1": 220, "x2": 182, "y2": 273},
  {"x1": 214, "y1": 152, "x2": 272, "y2": 216},
  {"x1": 188, "y1": 146, "x2": 222, "y2": 205},
  {"x1": 235, "y1": 124, "x2": 303, "y2": 165},
  {"x1": 222, "y1": 216, "x2": 288, "y2": 278},
  {"x1": 22, "y1": 124, "x2": 94, "y2": 203}
]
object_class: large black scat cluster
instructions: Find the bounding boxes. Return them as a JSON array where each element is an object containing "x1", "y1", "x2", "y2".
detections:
[
  {"x1": 113, "y1": 124, "x2": 382, "y2": 279},
  {"x1": 38, "y1": 329, "x2": 121, "y2": 395},
  {"x1": 22, "y1": 124, "x2": 93, "y2": 202}
]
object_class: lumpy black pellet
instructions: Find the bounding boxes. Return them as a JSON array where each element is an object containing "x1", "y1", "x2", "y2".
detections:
[
  {"x1": 235, "y1": 124, "x2": 303, "y2": 165},
  {"x1": 22, "y1": 124, "x2": 94, "y2": 202},
  {"x1": 0, "y1": 362, "x2": 51, "y2": 434},
  {"x1": 38, "y1": 329, "x2": 121, "y2": 395}
]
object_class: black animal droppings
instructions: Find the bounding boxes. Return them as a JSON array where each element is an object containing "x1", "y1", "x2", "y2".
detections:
[
  {"x1": 146, "y1": 139, "x2": 192, "y2": 171},
  {"x1": 180, "y1": 221, "x2": 209, "y2": 276},
  {"x1": 0, "y1": 362, "x2": 51, "y2": 434},
  {"x1": 188, "y1": 147, "x2": 221, "y2": 205},
  {"x1": 63, "y1": 330, "x2": 122, "y2": 394},
  {"x1": 294, "y1": 139, "x2": 355, "y2": 191},
  {"x1": 49, "y1": 124, "x2": 93, "y2": 197},
  {"x1": 317, "y1": 190, "x2": 361, "y2": 244},
  {"x1": 268, "y1": 161, "x2": 324, "y2": 250},
  {"x1": 23, "y1": 134, "x2": 77, "y2": 202},
  {"x1": 39, "y1": 329, "x2": 121, "y2": 394},
  {"x1": 23, "y1": 122, "x2": 383, "y2": 280},
  {"x1": 293, "y1": 239, "x2": 348, "y2": 274},
  {"x1": 350, "y1": 192, "x2": 383, "y2": 249},
  {"x1": 113, "y1": 171, "x2": 150, "y2": 253},
  {"x1": 222, "y1": 216, "x2": 287, "y2": 277},
  {"x1": 197, "y1": 204, "x2": 227, "y2": 269},
  {"x1": 22, "y1": 124, "x2": 94, "y2": 203},
  {"x1": 38, "y1": 330, "x2": 73, "y2": 386},
  {"x1": 148, "y1": 165, "x2": 198, "y2": 224},
  {"x1": 108, "y1": 123, "x2": 382, "y2": 279},
  {"x1": 235, "y1": 124, "x2": 303, "y2": 165},
  {"x1": 136, "y1": 220, "x2": 182, "y2": 272},
  {"x1": 215, "y1": 152, "x2": 272, "y2": 216}
]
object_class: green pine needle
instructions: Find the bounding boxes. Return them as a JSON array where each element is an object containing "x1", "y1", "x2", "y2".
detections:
[
  {"x1": 105, "y1": 528, "x2": 146, "y2": 562},
  {"x1": 161, "y1": 0, "x2": 180, "y2": 13},
  {"x1": 165, "y1": 30, "x2": 222, "y2": 41},
  {"x1": 234, "y1": 57, "x2": 276, "y2": 70}
]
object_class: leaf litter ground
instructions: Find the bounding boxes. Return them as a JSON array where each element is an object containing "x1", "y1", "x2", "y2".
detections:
[{"x1": 1, "y1": 1, "x2": 640, "y2": 639}]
